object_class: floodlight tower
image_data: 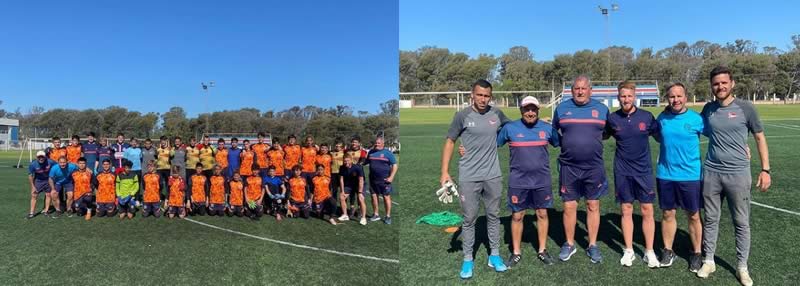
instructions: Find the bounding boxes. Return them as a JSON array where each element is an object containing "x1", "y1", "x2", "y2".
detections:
[
  {"x1": 201, "y1": 81, "x2": 215, "y2": 135},
  {"x1": 598, "y1": 3, "x2": 619, "y2": 81}
]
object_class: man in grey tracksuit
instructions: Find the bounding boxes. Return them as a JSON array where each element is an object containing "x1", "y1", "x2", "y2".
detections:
[
  {"x1": 441, "y1": 79, "x2": 510, "y2": 279},
  {"x1": 696, "y1": 66, "x2": 772, "y2": 286}
]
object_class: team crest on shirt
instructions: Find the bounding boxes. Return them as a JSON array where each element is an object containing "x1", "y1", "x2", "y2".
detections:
[
  {"x1": 565, "y1": 111, "x2": 572, "y2": 116},
  {"x1": 489, "y1": 119, "x2": 497, "y2": 125},
  {"x1": 467, "y1": 121, "x2": 476, "y2": 127},
  {"x1": 511, "y1": 195, "x2": 518, "y2": 204},
  {"x1": 515, "y1": 133, "x2": 525, "y2": 138},
  {"x1": 379, "y1": 154, "x2": 384, "y2": 158},
  {"x1": 638, "y1": 122, "x2": 646, "y2": 131},
  {"x1": 728, "y1": 112, "x2": 737, "y2": 118},
  {"x1": 539, "y1": 131, "x2": 546, "y2": 139},
  {"x1": 591, "y1": 110, "x2": 599, "y2": 118}
]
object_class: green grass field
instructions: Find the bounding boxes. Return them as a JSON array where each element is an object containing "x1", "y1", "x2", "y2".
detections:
[
  {"x1": 399, "y1": 104, "x2": 800, "y2": 285},
  {"x1": 0, "y1": 152, "x2": 399, "y2": 285}
]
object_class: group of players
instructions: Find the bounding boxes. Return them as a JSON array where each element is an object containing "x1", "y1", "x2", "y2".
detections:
[
  {"x1": 443, "y1": 66, "x2": 770, "y2": 286},
  {"x1": 27, "y1": 132, "x2": 398, "y2": 226}
]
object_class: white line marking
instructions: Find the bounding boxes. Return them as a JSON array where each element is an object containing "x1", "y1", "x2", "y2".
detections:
[
  {"x1": 764, "y1": 123, "x2": 800, "y2": 131},
  {"x1": 184, "y1": 218, "x2": 399, "y2": 264},
  {"x1": 751, "y1": 201, "x2": 800, "y2": 216}
]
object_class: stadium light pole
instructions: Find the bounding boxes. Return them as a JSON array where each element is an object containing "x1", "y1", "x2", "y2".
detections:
[
  {"x1": 598, "y1": 3, "x2": 619, "y2": 81},
  {"x1": 202, "y1": 81, "x2": 215, "y2": 136}
]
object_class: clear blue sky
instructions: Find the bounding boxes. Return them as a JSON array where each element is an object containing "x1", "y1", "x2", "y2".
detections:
[
  {"x1": 401, "y1": 0, "x2": 799, "y2": 60},
  {"x1": 1, "y1": 0, "x2": 398, "y2": 117}
]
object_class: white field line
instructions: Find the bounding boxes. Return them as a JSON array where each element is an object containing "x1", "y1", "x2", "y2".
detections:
[
  {"x1": 751, "y1": 201, "x2": 800, "y2": 216},
  {"x1": 184, "y1": 218, "x2": 399, "y2": 264},
  {"x1": 764, "y1": 123, "x2": 800, "y2": 131}
]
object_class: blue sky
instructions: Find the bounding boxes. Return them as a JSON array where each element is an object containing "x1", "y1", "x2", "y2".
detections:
[
  {"x1": 1, "y1": 0, "x2": 398, "y2": 117},
  {"x1": 401, "y1": 0, "x2": 799, "y2": 60}
]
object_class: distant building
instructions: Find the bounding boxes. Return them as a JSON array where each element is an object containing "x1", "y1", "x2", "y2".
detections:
[
  {"x1": 562, "y1": 82, "x2": 660, "y2": 107},
  {"x1": 0, "y1": 118, "x2": 20, "y2": 150}
]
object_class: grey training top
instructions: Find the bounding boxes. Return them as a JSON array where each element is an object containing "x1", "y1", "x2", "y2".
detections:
[
  {"x1": 701, "y1": 98, "x2": 763, "y2": 174},
  {"x1": 141, "y1": 147, "x2": 156, "y2": 167},
  {"x1": 446, "y1": 106, "x2": 510, "y2": 182}
]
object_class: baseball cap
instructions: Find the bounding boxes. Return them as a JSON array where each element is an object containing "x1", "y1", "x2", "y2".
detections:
[
  {"x1": 36, "y1": 151, "x2": 46, "y2": 157},
  {"x1": 520, "y1": 96, "x2": 540, "y2": 108}
]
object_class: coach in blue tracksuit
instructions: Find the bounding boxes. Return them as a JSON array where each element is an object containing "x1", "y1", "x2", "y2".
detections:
[
  {"x1": 605, "y1": 81, "x2": 660, "y2": 268},
  {"x1": 365, "y1": 136, "x2": 398, "y2": 224},
  {"x1": 552, "y1": 75, "x2": 609, "y2": 264}
]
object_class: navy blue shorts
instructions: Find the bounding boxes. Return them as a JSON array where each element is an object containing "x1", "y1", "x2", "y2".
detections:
[
  {"x1": 34, "y1": 180, "x2": 51, "y2": 194},
  {"x1": 209, "y1": 204, "x2": 225, "y2": 211},
  {"x1": 657, "y1": 179, "x2": 702, "y2": 212},
  {"x1": 614, "y1": 173, "x2": 655, "y2": 204},
  {"x1": 508, "y1": 186, "x2": 553, "y2": 212},
  {"x1": 54, "y1": 183, "x2": 74, "y2": 194},
  {"x1": 143, "y1": 202, "x2": 161, "y2": 212},
  {"x1": 73, "y1": 195, "x2": 94, "y2": 210},
  {"x1": 369, "y1": 179, "x2": 393, "y2": 196},
  {"x1": 558, "y1": 164, "x2": 608, "y2": 201},
  {"x1": 342, "y1": 186, "x2": 360, "y2": 195},
  {"x1": 97, "y1": 203, "x2": 115, "y2": 212},
  {"x1": 168, "y1": 206, "x2": 184, "y2": 214}
]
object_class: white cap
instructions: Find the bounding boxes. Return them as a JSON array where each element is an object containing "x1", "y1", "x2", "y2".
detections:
[
  {"x1": 520, "y1": 96, "x2": 540, "y2": 108},
  {"x1": 36, "y1": 151, "x2": 46, "y2": 157}
]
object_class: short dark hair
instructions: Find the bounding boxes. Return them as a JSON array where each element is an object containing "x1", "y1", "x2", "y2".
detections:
[
  {"x1": 173, "y1": 136, "x2": 182, "y2": 141},
  {"x1": 117, "y1": 133, "x2": 124, "y2": 137},
  {"x1": 664, "y1": 82, "x2": 687, "y2": 96},
  {"x1": 144, "y1": 138, "x2": 152, "y2": 143},
  {"x1": 471, "y1": 79, "x2": 492, "y2": 91},
  {"x1": 87, "y1": 132, "x2": 96, "y2": 137},
  {"x1": 292, "y1": 165, "x2": 302, "y2": 172},
  {"x1": 709, "y1": 66, "x2": 734, "y2": 82},
  {"x1": 196, "y1": 163, "x2": 203, "y2": 169},
  {"x1": 77, "y1": 157, "x2": 86, "y2": 163},
  {"x1": 351, "y1": 136, "x2": 360, "y2": 143},
  {"x1": 52, "y1": 136, "x2": 60, "y2": 141},
  {"x1": 288, "y1": 135, "x2": 296, "y2": 140},
  {"x1": 102, "y1": 159, "x2": 111, "y2": 164},
  {"x1": 231, "y1": 137, "x2": 238, "y2": 142},
  {"x1": 268, "y1": 166, "x2": 276, "y2": 171},
  {"x1": 123, "y1": 160, "x2": 133, "y2": 168},
  {"x1": 160, "y1": 135, "x2": 168, "y2": 141},
  {"x1": 258, "y1": 132, "x2": 266, "y2": 137},
  {"x1": 243, "y1": 139, "x2": 250, "y2": 144},
  {"x1": 217, "y1": 138, "x2": 225, "y2": 143},
  {"x1": 71, "y1": 135, "x2": 80, "y2": 140}
]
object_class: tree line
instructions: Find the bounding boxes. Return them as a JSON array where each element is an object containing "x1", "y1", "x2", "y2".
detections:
[
  {"x1": 2, "y1": 100, "x2": 399, "y2": 146},
  {"x1": 400, "y1": 35, "x2": 800, "y2": 101}
]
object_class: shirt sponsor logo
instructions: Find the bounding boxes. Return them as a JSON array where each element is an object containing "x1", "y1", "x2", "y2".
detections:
[
  {"x1": 565, "y1": 111, "x2": 572, "y2": 116},
  {"x1": 467, "y1": 121, "x2": 476, "y2": 127},
  {"x1": 515, "y1": 133, "x2": 525, "y2": 138},
  {"x1": 728, "y1": 111, "x2": 737, "y2": 118},
  {"x1": 539, "y1": 131, "x2": 546, "y2": 139},
  {"x1": 639, "y1": 122, "x2": 646, "y2": 131},
  {"x1": 591, "y1": 110, "x2": 599, "y2": 118},
  {"x1": 489, "y1": 119, "x2": 497, "y2": 125}
]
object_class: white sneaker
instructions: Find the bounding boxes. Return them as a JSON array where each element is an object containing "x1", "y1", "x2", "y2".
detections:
[
  {"x1": 359, "y1": 217, "x2": 367, "y2": 225},
  {"x1": 338, "y1": 215, "x2": 350, "y2": 221},
  {"x1": 697, "y1": 261, "x2": 716, "y2": 278},
  {"x1": 620, "y1": 249, "x2": 635, "y2": 267},
  {"x1": 737, "y1": 268, "x2": 753, "y2": 286},
  {"x1": 644, "y1": 250, "x2": 660, "y2": 268}
]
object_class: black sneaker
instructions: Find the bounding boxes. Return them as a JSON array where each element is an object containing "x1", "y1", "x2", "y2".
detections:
[
  {"x1": 66, "y1": 210, "x2": 74, "y2": 218},
  {"x1": 659, "y1": 249, "x2": 676, "y2": 267},
  {"x1": 506, "y1": 254, "x2": 522, "y2": 269},
  {"x1": 26, "y1": 213, "x2": 35, "y2": 219},
  {"x1": 689, "y1": 253, "x2": 702, "y2": 273},
  {"x1": 52, "y1": 210, "x2": 62, "y2": 218},
  {"x1": 538, "y1": 251, "x2": 555, "y2": 266}
]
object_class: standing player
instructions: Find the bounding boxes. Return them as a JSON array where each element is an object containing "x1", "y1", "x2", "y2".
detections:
[
  {"x1": 301, "y1": 136, "x2": 319, "y2": 186},
  {"x1": 239, "y1": 139, "x2": 256, "y2": 179},
  {"x1": 71, "y1": 157, "x2": 94, "y2": 220},
  {"x1": 141, "y1": 162, "x2": 163, "y2": 218},
  {"x1": 440, "y1": 79, "x2": 510, "y2": 278},
  {"x1": 97, "y1": 138, "x2": 113, "y2": 173},
  {"x1": 263, "y1": 166, "x2": 286, "y2": 220},
  {"x1": 227, "y1": 172, "x2": 245, "y2": 217},
  {"x1": 348, "y1": 137, "x2": 368, "y2": 165},
  {"x1": 226, "y1": 138, "x2": 242, "y2": 180},
  {"x1": 48, "y1": 157, "x2": 79, "y2": 217},
  {"x1": 697, "y1": 67, "x2": 771, "y2": 286},
  {"x1": 171, "y1": 137, "x2": 187, "y2": 182},
  {"x1": 189, "y1": 163, "x2": 209, "y2": 216},
  {"x1": 208, "y1": 165, "x2": 227, "y2": 217},
  {"x1": 553, "y1": 75, "x2": 610, "y2": 264},
  {"x1": 267, "y1": 141, "x2": 286, "y2": 178},
  {"x1": 116, "y1": 160, "x2": 139, "y2": 219},
  {"x1": 141, "y1": 139, "x2": 157, "y2": 177},
  {"x1": 365, "y1": 136, "x2": 398, "y2": 224},
  {"x1": 27, "y1": 151, "x2": 56, "y2": 219},
  {"x1": 283, "y1": 135, "x2": 302, "y2": 178},
  {"x1": 655, "y1": 82, "x2": 705, "y2": 271},
  {"x1": 185, "y1": 137, "x2": 201, "y2": 188},
  {"x1": 123, "y1": 138, "x2": 143, "y2": 205},
  {"x1": 199, "y1": 136, "x2": 216, "y2": 178},
  {"x1": 46, "y1": 137, "x2": 66, "y2": 162},
  {"x1": 316, "y1": 144, "x2": 333, "y2": 179},
  {"x1": 312, "y1": 164, "x2": 337, "y2": 225},
  {"x1": 156, "y1": 137, "x2": 172, "y2": 197},
  {"x1": 605, "y1": 81, "x2": 660, "y2": 267},
  {"x1": 330, "y1": 142, "x2": 345, "y2": 199},
  {"x1": 82, "y1": 132, "x2": 100, "y2": 173},
  {"x1": 166, "y1": 165, "x2": 187, "y2": 219},
  {"x1": 337, "y1": 154, "x2": 366, "y2": 225},
  {"x1": 253, "y1": 132, "x2": 271, "y2": 176},
  {"x1": 110, "y1": 133, "x2": 130, "y2": 172},
  {"x1": 245, "y1": 172, "x2": 265, "y2": 220},
  {"x1": 287, "y1": 166, "x2": 311, "y2": 219},
  {"x1": 94, "y1": 160, "x2": 117, "y2": 217},
  {"x1": 66, "y1": 135, "x2": 83, "y2": 164},
  {"x1": 215, "y1": 138, "x2": 229, "y2": 177}
]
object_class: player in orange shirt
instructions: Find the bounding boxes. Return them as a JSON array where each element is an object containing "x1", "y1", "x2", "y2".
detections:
[
  {"x1": 252, "y1": 132, "x2": 271, "y2": 175},
  {"x1": 215, "y1": 138, "x2": 229, "y2": 171},
  {"x1": 316, "y1": 144, "x2": 333, "y2": 178},
  {"x1": 141, "y1": 161, "x2": 163, "y2": 218},
  {"x1": 227, "y1": 172, "x2": 245, "y2": 217},
  {"x1": 189, "y1": 163, "x2": 209, "y2": 215},
  {"x1": 66, "y1": 135, "x2": 83, "y2": 164},
  {"x1": 239, "y1": 139, "x2": 256, "y2": 178},
  {"x1": 71, "y1": 157, "x2": 94, "y2": 220},
  {"x1": 283, "y1": 135, "x2": 302, "y2": 176},
  {"x1": 245, "y1": 174, "x2": 265, "y2": 220},
  {"x1": 287, "y1": 166, "x2": 310, "y2": 218},
  {"x1": 166, "y1": 165, "x2": 187, "y2": 219},
  {"x1": 94, "y1": 159, "x2": 117, "y2": 217},
  {"x1": 46, "y1": 136, "x2": 67, "y2": 162},
  {"x1": 312, "y1": 164, "x2": 337, "y2": 225},
  {"x1": 208, "y1": 165, "x2": 227, "y2": 216},
  {"x1": 267, "y1": 140, "x2": 286, "y2": 177}
]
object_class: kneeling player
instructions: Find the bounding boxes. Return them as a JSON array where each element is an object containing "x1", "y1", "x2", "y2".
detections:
[
  {"x1": 208, "y1": 165, "x2": 227, "y2": 216},
  {"x1": 245, "y1": 172, "x2": 265, "y2": 220},
  {"x1": 189, "y1": 163, "x2": 209, "y2": 215},
  {"x1": 263, "y1": 166, "x2": 287, "y2": 220},
  {"x1": 312, "y1": 164, "x2": 337, "y2": 225},
  {"x1": 116, "y1": 160, "x2": 139, "y2": 219},
  {"x1": 94, "y1": 160, "x2": 117, "y2": 217},
  {"x1": 287, "y1": 166, "x2": 310, "y2": 218},
  {"x1": 141, "y1": 162, "x2": 163, "y2": 218},
  {"x1": 227, "y1": 172, "x2": 245, "y2": 217},
  {"x1": 71, "y1": 157, "x2": 94, "y2": 220},
  {"x1": 166, "y1": 166, "x2": 187, "y2": 219}
]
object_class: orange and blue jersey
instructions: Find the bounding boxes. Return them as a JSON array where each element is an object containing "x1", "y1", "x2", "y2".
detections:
[
  {"x1": 143, "y1": 173, "x2": 161, "y2": 203},
  {"x1": 301, "y1": 146, "x2": 318, "y2": 172},
  {"x1": 95, "y1": 171, "x2": 117, "y2": 203},
  {"x1": 252, "y1": 143, "x2": 270, "y2": 169},
  {"x1": 283, "y1": 145, "x2": 301, "y2": 169},
  {"x1": 312, "y1": 175, "x2": 332, "y2": 203},
  {"x1": 209, "y1": 175, "x2": 226, "y2": 204},
  {"x1": 239, "y1": 150, "x2": 255, "y2": 176},
  {"x1": 606, "y1": 108, "x2": 659, "y2": 176},
  {"x1": 215, "y1": 148, "x2": 228, "y2": 169},
  {"x1": 47, "y1": 146, "x2": 66, "y2": 162},
  {"x1": 229, "y1": 181, "x2": 244, "y2": 206},
  {"x1": 71, "y1": 169, "x2": 93, "y2": 199},
  {"x1": 267, "y1": 149, "x2": 285, "y2": 176},
  {"x1": 552, "y1": 98, "x2": 609, "y2": 168},
  {"x1": 66, "y1": 144, "x2": 82, "y2": 163},
  {"x1": 246, "y1": 176, "x2": 263, "y2": 201},
  {"x1": 168, "y1": 176, "x2": 185, "y2": 207},
  {"x1": 316, "y1": 154, "x2": 332, "y2": 177},
  {"x1": 288, "y1": 177, "x2": 306, "y2": 203},
  {"x1": 190, "y1": 175, "x2": 207, "y2": 202},
  {"x1": 497, "y1": 119, "x2": 560, "y2": 189}
]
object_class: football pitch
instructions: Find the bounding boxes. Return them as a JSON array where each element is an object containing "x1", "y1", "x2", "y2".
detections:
[
  {"x1": 0, "y1": 152, "x2": 399, "y2": 284},
  {"x1": 399, "y1": 104, "x2": 800, "y2": 285}
]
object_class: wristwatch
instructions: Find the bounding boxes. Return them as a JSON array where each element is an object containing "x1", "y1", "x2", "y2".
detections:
[{"x1": 761, "y1": 169, "x2": 770, "y2": 174}]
